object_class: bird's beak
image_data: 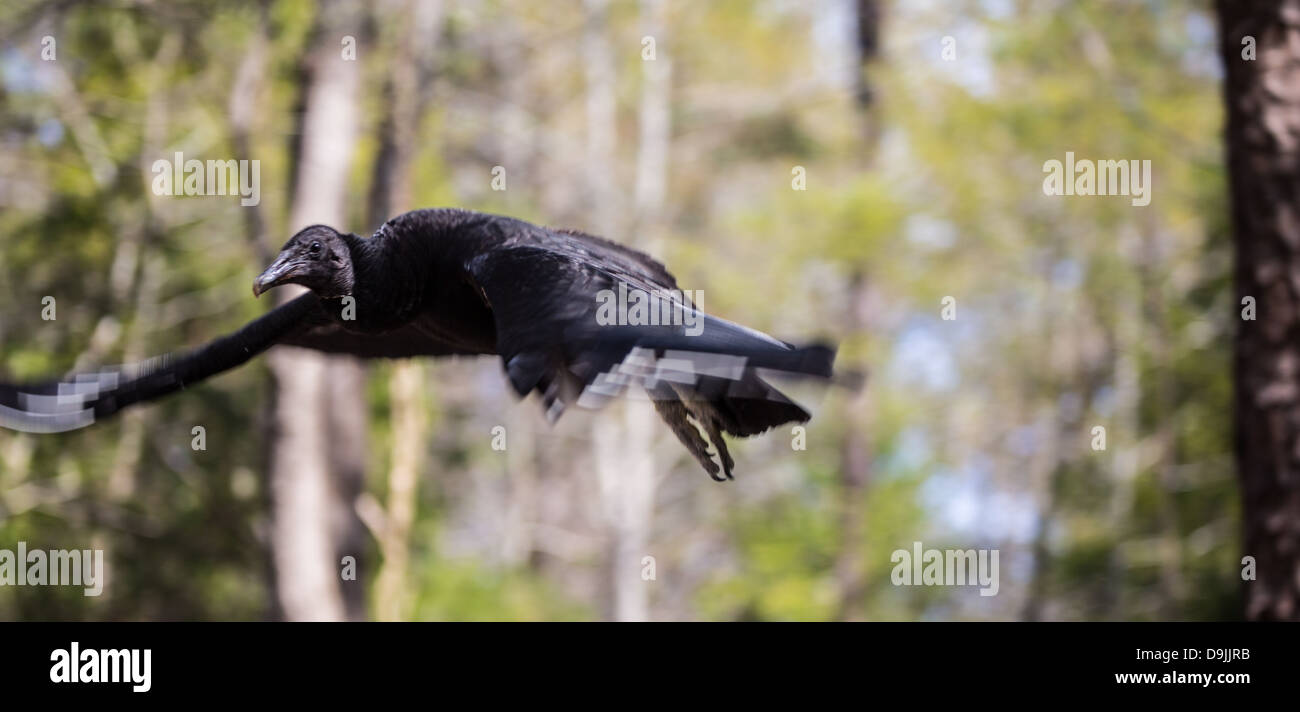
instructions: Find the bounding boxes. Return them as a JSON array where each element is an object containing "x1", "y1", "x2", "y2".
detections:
[{"x1": 253, "y1": 256, "x2": 299, "y2": 298}]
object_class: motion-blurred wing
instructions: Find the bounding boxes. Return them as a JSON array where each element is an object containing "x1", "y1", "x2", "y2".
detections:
[
  {"x1": 466, "y1": 232, "x2": 834, "y2": 478},
  {"x1": 0, "y1": 293, "x2": 478, "y2": 433}
]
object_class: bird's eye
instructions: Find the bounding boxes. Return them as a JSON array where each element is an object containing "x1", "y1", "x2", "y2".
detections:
[{"x1": 309, "y1": 241, "x2": 322, "y2": 254}]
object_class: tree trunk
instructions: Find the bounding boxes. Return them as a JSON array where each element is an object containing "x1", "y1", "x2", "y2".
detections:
[
  {"x1": 834, "y1": 0, "x2": 883, "y2": 622},
  {"x1": 368, "y1": 0, "x2": 442, "y2": 622},
  {"x1": 267, "y1": 0, "x2": 366, "y2": 622},
  {"x1": 835, "y1": 272, "x2": 872, "y2": 621},
  {"x1": 1218, "y1": 0, "x2": 1300, "y2": 620},
  {"x1": 584, "y1": 0, "x2": 665, "y2": 622}
]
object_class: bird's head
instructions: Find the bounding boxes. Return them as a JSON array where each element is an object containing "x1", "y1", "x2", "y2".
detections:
[{"x1": 253, "y1": 225, "x2": 356, "y2": 299}]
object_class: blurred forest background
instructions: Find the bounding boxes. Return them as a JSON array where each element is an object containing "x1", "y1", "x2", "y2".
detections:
[{"x1": 0, "y1": 0, "x2": 1241, "y2": 621}]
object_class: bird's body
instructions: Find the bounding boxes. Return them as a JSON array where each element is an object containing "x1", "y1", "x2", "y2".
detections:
[{"x1": 1, "y1": 208, "x2": 835, "y2": 479}]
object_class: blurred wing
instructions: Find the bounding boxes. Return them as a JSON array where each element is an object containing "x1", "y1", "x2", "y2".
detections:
[
  {"x1": 467, "y1": 232, "x2": 834, "y2": 424},
  {"x1": 0, "y1": 293, "x2": 478, "y2": 433}
]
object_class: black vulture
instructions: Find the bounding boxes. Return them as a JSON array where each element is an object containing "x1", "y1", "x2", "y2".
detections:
[{"x1": 0, "y1": 208, "x2": 835, "y2": 480}]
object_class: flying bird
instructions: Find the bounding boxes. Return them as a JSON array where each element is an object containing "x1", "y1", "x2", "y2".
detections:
[{"x1": 0, "y1": 208, "x2": 835, "y2": 480}]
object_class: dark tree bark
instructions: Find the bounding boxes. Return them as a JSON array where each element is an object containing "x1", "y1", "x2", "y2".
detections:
[
  {"x1": 854, "y1": 0, "x2": 880, "y2": 108},
  {"x1": 1219, "y1": 0, "x2": 1300, "y2": 620}
]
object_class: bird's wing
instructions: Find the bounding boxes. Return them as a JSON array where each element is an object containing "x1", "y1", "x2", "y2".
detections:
[
  {"x1": 549, "y1": 228, "x2": 680, "y2": 290},
  {"x1": 466, "y1": 232, "x2": 834, "y2": 440},
  {"x1": 279, "y1": 300, "x2": 486, "y2": 359},
  {"x1": 0, "y1": 293, "x2": 478, "y2": 433}
]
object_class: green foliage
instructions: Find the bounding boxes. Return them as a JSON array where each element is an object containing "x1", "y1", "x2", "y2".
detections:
[{"x1": 0, "y1": 0, "x2": 1238, "y2": 621}]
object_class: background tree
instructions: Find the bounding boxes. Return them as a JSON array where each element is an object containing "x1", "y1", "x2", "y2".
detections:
[{"x1": 1218, "y1": 0, "x2": 1300, "y2": 621}]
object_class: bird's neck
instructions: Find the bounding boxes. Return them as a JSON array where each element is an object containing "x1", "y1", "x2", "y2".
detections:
[{"x1": 337, "y1": 231, "x2": 424, "y2": 330}]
